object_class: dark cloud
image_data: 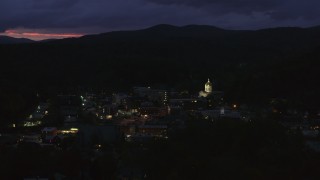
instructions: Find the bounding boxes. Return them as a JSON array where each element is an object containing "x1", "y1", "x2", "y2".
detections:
[
  {"x1": 146, "y1": 0, "x2": 320, "y2": 23},
  {"x1": 269, "y1": 0, "x2": 320, "y2": 21},
  {"x1": 0, "y1": 0, "x2": 212, "y2": 32},
  {"x1": 145, "y1": 0, "x2": 280, "y2": 13},
  {"x1": 0, "y1": 0, "x2": 320, "y2": 35}
]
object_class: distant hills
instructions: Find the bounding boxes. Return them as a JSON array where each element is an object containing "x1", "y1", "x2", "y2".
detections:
[
  {"x1": 1, "y1": 24, "x2": 320, "y2": 108},
  {"x1": 0, "y1": 35, "x2": 34, "y2": 44},
  {"x1": 51, "y1": 24, "x2": 320, "y2": 43},
  {"x1": 1, "y1": 24, "x2": 320, "y2": 44}
]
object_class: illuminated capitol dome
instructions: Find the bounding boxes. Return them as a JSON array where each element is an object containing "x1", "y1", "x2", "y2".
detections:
[
  {"x1": 205, "y1": 78, "x2": 213, "y2": 93},
  {"x1": 199, "y1": 78, "x2": 213, "y2": 97}
]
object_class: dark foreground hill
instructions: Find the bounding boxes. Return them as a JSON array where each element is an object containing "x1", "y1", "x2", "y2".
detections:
[{"x1": 1, "y1": 24, "x2": 320, "y2": 122}]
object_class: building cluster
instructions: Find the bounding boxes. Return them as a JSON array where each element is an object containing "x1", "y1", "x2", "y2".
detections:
[
  {"x1": 4, "y1": 78, "x2": 320, "y2": 179},
  {"x1": 280, "y1": 111, "x2": 320, "y2": 152},
  {"x1": 1, "y1": 78, "x2": 247, "y2": 148},
  {"x1": 23, "y1": 103, "x2": 49, "y2": 127}
]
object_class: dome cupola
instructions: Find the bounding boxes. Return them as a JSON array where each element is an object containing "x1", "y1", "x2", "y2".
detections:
[{"x1": 205, "y1": 78, "x2": 213, "y2": 93}]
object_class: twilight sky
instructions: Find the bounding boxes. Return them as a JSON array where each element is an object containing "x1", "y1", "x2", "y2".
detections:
[{"x1": 1, "y1": 0, "x2": 320, "y2": 40}]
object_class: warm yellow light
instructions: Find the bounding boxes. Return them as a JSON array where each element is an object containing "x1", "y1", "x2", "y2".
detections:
[{"x1": 60, "y1": 128, "x2": 78, "y2": 134}]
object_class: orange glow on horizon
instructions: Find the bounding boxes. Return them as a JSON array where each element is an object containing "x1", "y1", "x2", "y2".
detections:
[{"x1": 2, "y1": 29, "x2": 83, "y2": 41}]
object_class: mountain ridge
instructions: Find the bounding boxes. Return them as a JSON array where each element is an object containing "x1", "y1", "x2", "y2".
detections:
[
  {"x1": 2, "y1": 24, "x2": 320, "y2": 44},
  {"x1": 0, "y1": 35, "x2": 34, "y2": 44},
  {"x1": 43, "y1": 24, "x2": 320, "y2": 45}
]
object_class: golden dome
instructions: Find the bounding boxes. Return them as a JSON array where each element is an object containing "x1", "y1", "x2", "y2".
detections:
[{"x1": 205, "y1": 79, "x2": 212, "y2": 86}]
